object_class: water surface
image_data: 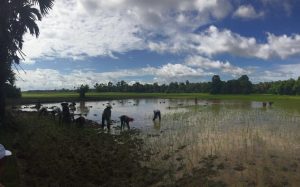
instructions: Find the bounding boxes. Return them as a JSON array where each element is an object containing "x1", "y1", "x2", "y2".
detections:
[{"x1": 21, "y1": 98, "x2": 269, "y2": 129}]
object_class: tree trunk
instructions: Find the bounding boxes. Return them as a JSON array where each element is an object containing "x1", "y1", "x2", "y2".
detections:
[
  {"x1": 0, "y1": 51, "x2": 8, "y2": 124},
  {"x1": 0, "y1": 1, "x2": 9, "y2": 125},
  {"x1": 0, "y1": 81, "x2": 5, "y2": 124}
]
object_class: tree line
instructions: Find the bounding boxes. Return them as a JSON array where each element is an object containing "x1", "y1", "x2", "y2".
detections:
[
  {"x1": 10, "y1": 74, "x2": 300, "y2": 98},
  {"x1": 253, "y1": 77, "x2": 300, "y2": 95},
  {"x1": 92, "y1": 75, "x2": 300, "y2": 95}
]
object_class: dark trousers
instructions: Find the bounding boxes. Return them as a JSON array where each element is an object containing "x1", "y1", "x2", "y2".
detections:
[
  {"x1": 153, "y1": 112, "x2": 161, "y2": 121},
  {"x1": 121, "y1": 121, "x2": 130, "y2": 129},
  {"x1": 102, "y1": 116, "x2": 111, "y2": 130}
]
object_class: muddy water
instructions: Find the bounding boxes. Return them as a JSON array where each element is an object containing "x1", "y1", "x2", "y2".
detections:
[{"x1": 20, "y1": 99, "x2": 267, "y2": 129}]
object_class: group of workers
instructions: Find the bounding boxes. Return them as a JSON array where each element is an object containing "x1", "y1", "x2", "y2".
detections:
[
  {"x1": 1, "y1": 103, "x2": 162, "y2": 185},
  {"x1": 37, "y1": 101, "x2": 161, "y2": 130},
  {"x1": 101, "y1": 103, "x2": 161, "y2": 130}
]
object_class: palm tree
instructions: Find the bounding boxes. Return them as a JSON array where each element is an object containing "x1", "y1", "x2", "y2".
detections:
[{"x1": 0, "y1": 0, "x2": 54, "y2": 124}]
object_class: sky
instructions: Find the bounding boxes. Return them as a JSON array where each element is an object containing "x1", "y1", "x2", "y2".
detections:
[{"x1": 15, "y1": 0, "x2": 300, "y2": 90}]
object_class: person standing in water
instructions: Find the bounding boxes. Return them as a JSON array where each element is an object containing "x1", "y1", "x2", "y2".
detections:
[{"x1": 102, "y1": 104, "x2": 112, "y2": 130}]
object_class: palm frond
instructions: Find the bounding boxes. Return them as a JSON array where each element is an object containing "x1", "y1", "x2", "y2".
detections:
[
  {"x1": 30, "y1": 7, "x2": 42, "y2": 21},
  {"x1": 18, "y1": 5, "x2": 41, "y2": 37},
  {"x1": 25, "y1": 19, "x2": 40, "y2": 37},
  {"x1": 30, "y1": 0, "x2": 54, "y2": 15}
]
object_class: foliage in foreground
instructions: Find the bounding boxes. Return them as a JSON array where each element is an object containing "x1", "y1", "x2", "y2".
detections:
[
  {"x1": 5, "y1": 83, "x2": 21, "y2": 98},
  {"x1": 0, "y1": 0, "x2": 54, "y2": 123}
]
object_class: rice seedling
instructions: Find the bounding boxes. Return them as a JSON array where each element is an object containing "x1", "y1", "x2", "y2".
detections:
[{"x1": 141, "y1": 105, "x2": 300, "y2": 186}]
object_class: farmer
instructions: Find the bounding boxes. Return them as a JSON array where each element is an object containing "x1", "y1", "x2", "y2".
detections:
[
  {"x1": 102, "y1": 104, "x2": 112, "y2": 130},
  {"x1": 69, "y1": 102, "x2": 76, "y2": 112},
  {"x1": 0, "y1": 144, "x2": 12, "y2": 187},
  {"x1": 61, "y1": 102, "x2": 72, "y2": 123},
  {"x1": 119, "y1": 115, "x2": 134, "y2": 130},
  {"x1": 153, "y1": 110, "x2": 161, "y2": 121}
]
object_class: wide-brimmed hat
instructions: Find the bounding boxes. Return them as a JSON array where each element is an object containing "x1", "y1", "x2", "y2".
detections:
[{"x1": 0, "y1": 144, "x2": 12, "y2": 159}]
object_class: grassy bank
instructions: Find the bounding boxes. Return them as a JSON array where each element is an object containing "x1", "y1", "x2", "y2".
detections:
[
  {"x1": 0, "y1": 112, "x2": 161, "y2": 186},
  {"x1": 10, "y1": 91, "x2": 300, "y2": 105}
]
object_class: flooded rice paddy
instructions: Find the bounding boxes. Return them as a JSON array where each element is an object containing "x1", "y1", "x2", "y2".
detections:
[
  {"x1": 20, "y1": 99, "x2": 270, "y2": 130},
  {"x1": 20, "y1": 99, "x2": 300, "y2": 186}
]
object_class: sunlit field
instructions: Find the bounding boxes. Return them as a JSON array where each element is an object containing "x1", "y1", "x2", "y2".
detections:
[
  {"x1": 142, "y1": 105, "x2": 300, "y2": 186},
  {"x1": 3, "y1": 0, "x2": 300, "y2": 186},
  {"x1": 17, "y1": 91, "x2": 300, "y2": 105},
  {"x1": 15, "y1": 98, "x2": 300, "y2": 186}
]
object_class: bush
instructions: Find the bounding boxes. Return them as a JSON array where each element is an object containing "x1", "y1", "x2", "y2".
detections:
[{"x1": 5, "y1": 84, "x2": 21, "y2": 98}]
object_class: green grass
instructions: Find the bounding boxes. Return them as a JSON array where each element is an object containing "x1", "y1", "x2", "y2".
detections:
[
  {"x1": 22, "y1": 92, "x2": 79, "y2": 98},
  {"x1": 14, "y1": 91, "x2": 300, "y2": 105}
]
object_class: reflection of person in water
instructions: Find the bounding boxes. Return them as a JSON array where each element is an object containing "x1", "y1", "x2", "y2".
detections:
[
  {"x1": 35, "y1": 100, "x2": 41, "y2": 110},
  {"x1": 153, "y1": 120, "x2": 161, "y2": 130},
  {"x1": 79, "y1": 101, "x2": 89, "y2": 114}
]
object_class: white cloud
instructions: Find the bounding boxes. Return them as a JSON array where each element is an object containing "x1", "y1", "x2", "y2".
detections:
[
  {"x1": 16, "y1": 63, "x2": 212, "y2": 90},
  {"x1": 16, "y1": 68, "x2": 143, "y2": 90},
  {"x1": 143, "y1": 63, "x2": 212, "y2": 83},
  {"x1": 19, "y1": 56, "x2": 300, "y2": 90},
  {"x1": 84, "y1": 0, "x2": 233, "y2": 27},
  {"x1": 17, "y1": 54, "x2": 257, "y2": 90},
  {"x1": 149, "y1": 26, "x2": 300, "y2": 60},
  {"x1": 23, "y1": 0, "x2": 145, "y2": 64},
  {"x1": 260, "y1": 0, "x2": 292, "y2": 15},
  {"x1": 233, "y1": 5, "x2": 264, "y2": 19},
  {"x1": 185, "y1": 55, "x2": 251, "y2": 76},
  {"x1": 259, "y1": 33, "x2": 300, "y2": 59},
  {"x1": 193, "y1": 26, "x2": 259, "y2": 57},
  {"x1": 203, "y1": 27, "x2": 300, "y2": 59},
  {"x1": 21, "y1": 0, "x2": 300, "y2": 65},
  {"x1": 279, "y1": 64, "x2": 300, "y2": 77},
  {"x1": 251, "y1": 63, "x2": 300, "y2": 82},
  {"x1": 22, "y1": 0, "x2": 234, "y2": 63}
]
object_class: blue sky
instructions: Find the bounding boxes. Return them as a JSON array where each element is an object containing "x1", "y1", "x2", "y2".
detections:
[{"x1": 16, "y1": 0, "x2": 300, "y2": 90}]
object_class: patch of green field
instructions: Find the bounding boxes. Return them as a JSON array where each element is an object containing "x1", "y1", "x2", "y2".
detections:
[
  {"x1": 17, "y1": 91, "x2": 300, "y2": 105},
  {"x1": 22, "y1": 92, "x2": 79, "y2": 98}
]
